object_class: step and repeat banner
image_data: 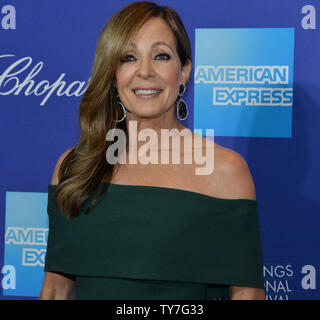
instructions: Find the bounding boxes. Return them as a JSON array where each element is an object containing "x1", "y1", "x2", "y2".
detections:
[{"x1": 0, "y1": 0, "x2": 319, "y2": 300}]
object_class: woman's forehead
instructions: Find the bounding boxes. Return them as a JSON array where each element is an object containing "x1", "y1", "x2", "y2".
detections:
[{"x1": 130, "y1": 17, "x2": 176, "y2": 47}]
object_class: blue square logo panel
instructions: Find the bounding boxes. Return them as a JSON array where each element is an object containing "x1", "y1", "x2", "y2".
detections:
[
  {"x1": 3, "y1": 191, "x2": 49, "y2": 297},
  {"x1": 194, "y1": 28, "x2": 295, "y2": 137}
]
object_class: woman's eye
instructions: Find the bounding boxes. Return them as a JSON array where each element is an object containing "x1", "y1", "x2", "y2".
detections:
[
  {"x1": 122, "y1": 55, "x2": 136, "y2": 62},
  {"x1": 155, "y1": 53, "x2": 171, "y2": 60}
]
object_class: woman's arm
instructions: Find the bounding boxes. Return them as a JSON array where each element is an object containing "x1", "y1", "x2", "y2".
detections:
[
  {"x1": 229, "y1": 286, "x2": 265, "y2": 300},
  {"x1": 39, "y1": 148, "x2": 76, "y2": 300},
  {"x1": 39, "y1": 272, "x2": 76, "y2": 300},
  {"x1": 215, "y1": 148, "x2": 265, "y2": 300}
]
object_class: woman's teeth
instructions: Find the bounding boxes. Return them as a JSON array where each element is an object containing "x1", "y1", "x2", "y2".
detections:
[{"x1": 134, "y1": 89, "x2": 161, "y2": 95}]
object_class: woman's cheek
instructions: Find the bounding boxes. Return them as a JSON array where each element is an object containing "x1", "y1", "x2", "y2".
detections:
[{"x1": 159, "y1": 64, "x2": 181, "y2": 84}]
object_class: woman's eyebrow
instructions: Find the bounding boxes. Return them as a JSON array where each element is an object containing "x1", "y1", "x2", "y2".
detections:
[
  {"x1": 129, "y1": 41, "x2": 174, "y2": 53},
  {"x1": 151, "y1": 41, "x2": 174, "y2": 53}
]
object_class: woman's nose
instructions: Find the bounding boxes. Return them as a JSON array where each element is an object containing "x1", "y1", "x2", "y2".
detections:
[{"x1": 137, "y1": 57, "x2": 154, "y2": 79}]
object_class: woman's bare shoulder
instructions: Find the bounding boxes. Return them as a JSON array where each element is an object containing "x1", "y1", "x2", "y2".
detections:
[
  {"x1": 50, "y1": 147, "x2": 75, "y2": 186},
  {"x1": 210, "y1": 143, "x2": 256, "y2": 200}
]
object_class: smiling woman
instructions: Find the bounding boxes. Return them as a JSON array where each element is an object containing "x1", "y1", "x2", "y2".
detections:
[{"x1": 40, "y1": 1, "x2": 265, "y2": 301}]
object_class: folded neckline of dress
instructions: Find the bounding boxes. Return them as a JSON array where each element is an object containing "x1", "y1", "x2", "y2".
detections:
[{"x1": 48, "y1": 183, "x2": 258, "y2": 204}]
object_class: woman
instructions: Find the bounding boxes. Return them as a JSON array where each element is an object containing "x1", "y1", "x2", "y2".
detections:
[{"x1": 39, "y1": 1, "x2": 265, "y2": 300}]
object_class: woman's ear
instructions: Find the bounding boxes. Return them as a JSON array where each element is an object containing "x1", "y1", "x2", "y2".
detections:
[{"x1": 181, "y1": 59, "x2": 192, "y2": 85}]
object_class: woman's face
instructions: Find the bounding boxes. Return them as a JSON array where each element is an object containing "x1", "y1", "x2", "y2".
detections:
[{"x1": 115, "y1": 17, "x2": 191, "y2": 120}]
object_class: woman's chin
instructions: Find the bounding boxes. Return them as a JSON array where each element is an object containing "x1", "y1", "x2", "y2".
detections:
[{"x1": 127, "y1": 109, "x2": 167, "y2": 120}]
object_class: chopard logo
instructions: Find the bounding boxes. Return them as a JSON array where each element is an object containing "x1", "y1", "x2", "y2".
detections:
[{"x1": 0, "y1": 54, "x2": 90, "y2": 106}]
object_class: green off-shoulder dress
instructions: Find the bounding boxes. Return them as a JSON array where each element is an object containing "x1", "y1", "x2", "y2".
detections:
[{"x1": 44, "y1": 183, "x2": 264, "y2": 300}]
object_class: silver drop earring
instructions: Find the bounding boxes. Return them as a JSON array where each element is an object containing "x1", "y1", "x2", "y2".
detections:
[
  {"x1": 113, "y1": 84, "x2": 126, "y2": 123},
  {"x1": 175, "y1": 83, "x2": 188, "y2": 121}
]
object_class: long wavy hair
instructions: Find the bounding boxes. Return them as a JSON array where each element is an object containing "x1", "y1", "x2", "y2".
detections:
[{"x1": 54, "y1": 1, "x2": 192, "y2": 219}]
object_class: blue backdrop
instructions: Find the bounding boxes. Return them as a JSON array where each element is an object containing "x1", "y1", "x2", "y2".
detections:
[{"x1": 0, "y1": 0, "x2": 319, "y2": 299}]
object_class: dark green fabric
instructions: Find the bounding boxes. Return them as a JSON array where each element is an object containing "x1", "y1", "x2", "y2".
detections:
[{"x1": 44, "y1": 183, "x2": 264, "y2": 300}]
